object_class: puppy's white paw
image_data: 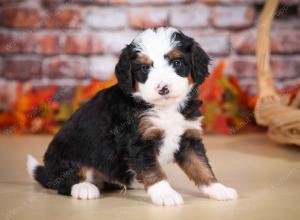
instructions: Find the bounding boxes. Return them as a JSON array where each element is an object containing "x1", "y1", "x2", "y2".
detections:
[
  {"x1": 147, "y1": 180, "x2": 184, "y2": 206},
  {"x1": 200, "y1": 183, "x2": 238, "y2": 201},
  {"x1": 71, "y1": 182, "x2": 100, "y2": 200}
]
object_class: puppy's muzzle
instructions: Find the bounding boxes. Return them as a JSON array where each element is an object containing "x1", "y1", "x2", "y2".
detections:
[{"x1": 157, "y1": 84, "x2": 170, "y2": 96}]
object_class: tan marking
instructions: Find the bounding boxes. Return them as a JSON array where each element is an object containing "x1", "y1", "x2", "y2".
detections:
[
  {"x1": 134, "y1": 81, "x2": 140, "y2": 92},
  {"x1": 184, "y1": 128, "x2": 201, "y2": 139},
  {"x1": 137, "y1": 54, "x2": 152, "y2": 65},
  {"x1": 188, "y1": 73, "x2": 194, "y2": 85},
  {"x1": 176, "y1": 149, "x2": 216, "y2": 186},
  {"x1": 79, "y1": 166, "x2": 93, "y2": 181},
  {"x1": 80, "y1": 167, "x2": 125, "y2": 190},
  {"x1": 134, "y1": 54, "x2": 152, "y2": 92},
  {"x1": 143, "y1": 127, "x2": 164, "y2": 140},
  {"x1": 138, "y1": 114, "x2": 163, "y2": 140},
  {"x1": 167, "y1": 48, "x2": 184, "y2": 60},
  {"x1": 137, "y1": 163, "x2": 167, "y2": 190},
  {"x1": 167, "y1": 49, "x2": 194, "y2": 84}
]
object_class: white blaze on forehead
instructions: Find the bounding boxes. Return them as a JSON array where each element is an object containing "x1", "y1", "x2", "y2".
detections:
[
  {"x1": 133, "y1": 27, "x2": 179, "y2": 62},
  {"x1": 132, "y1": 27, "x2": 189, "y2": 107}
]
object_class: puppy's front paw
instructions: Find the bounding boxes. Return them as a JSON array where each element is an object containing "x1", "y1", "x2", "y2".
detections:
[
  {"x1": 200, "y1": 183, "x2": 238, "y2": 201},
  {"x1": 147, "y1": 180, "x2": 184, "y2": 206},
  {"x1": 71, "y1": 182, "x2": 100, "y2": 200}
]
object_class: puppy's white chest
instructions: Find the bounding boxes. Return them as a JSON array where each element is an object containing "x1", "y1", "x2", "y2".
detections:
[{"x1": 149, "y1": 106, "x2": 200, "y2": 164}]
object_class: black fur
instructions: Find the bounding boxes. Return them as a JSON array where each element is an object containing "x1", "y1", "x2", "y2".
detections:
[
  {"x1": 180, "y1": 85, "x2": 202, "y2": 120},
  {"x1": 174, "y1": 31, "x2": 210, "y2": 84},
  {"x1": 115, "y1": 44, "x2": 137, "y2": 94},
  {"x1": 37, "y1": 86, "x2": 153, "y2": 194}
]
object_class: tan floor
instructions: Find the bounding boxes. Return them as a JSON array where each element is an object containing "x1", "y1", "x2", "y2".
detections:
[{"x1": 0, "y1": 133, "x2": 299, "y2": 220}]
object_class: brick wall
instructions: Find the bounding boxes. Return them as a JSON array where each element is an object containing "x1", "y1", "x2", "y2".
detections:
[{"x1": 0, "y1": 0, "x2": 300, "y2": 103}]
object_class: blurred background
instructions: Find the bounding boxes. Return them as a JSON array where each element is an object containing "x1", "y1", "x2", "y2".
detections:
[{"x1": 0, "y1": 0, "x2": 299, "y2": 134}]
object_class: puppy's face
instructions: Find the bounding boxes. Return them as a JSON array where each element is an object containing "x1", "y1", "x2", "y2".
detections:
[{"x1": 115, "y1": 27, "x2": 210, "y2": 106}]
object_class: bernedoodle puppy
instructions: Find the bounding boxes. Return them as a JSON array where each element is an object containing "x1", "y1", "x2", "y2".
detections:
[{"x1": 27, "y1": 27, "x2": 238, "y2": 206}]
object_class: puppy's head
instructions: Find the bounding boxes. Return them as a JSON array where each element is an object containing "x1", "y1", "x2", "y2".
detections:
[{"x1": 115, "y1": 27, "x2": 210, "y2": 106}]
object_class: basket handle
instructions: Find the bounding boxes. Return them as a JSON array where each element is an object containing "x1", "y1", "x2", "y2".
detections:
[{"x1": 256, "y1": 0, "x2": 279, "y2": 99}]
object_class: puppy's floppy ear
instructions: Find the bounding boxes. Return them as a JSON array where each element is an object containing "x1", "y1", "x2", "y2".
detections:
[
  {"x1": 191, "y1": 41, "x2": 210, "y2": 84},
  {"x1": 115, "y1": 45, "x2": 134, "y2": 94}
]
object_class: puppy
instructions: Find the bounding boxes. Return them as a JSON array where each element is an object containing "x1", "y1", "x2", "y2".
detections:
[{"x1": 27, "y1": 27, "x2": 237, "y2": 206}]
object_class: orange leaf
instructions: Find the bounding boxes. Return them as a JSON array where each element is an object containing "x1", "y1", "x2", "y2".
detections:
[{"x1": 212, "y1": 114, "x2": 230, "y2": 134}]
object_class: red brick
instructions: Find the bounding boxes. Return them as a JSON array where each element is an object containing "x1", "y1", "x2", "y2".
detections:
[
  {"x1": 199, "y1": 0, "x2": 265, "y2": 4},
  {"x1": 110, "y1": 0, "x2": 190, "y2": 4},
  {"x1": 89, "y1": 55, "x2": 117, "y2": 80},
  {"x1": 42, "y1": 0, "x2": 108, "y2": 6},
  {"x1": 270, "y1": 58, "x2": 300, "y2": 79},
  {"x1": 64, "y1": 33, "x2": 103, "y2": 55},
  {"x1": 44, "y1": 57, "x2": 88, "y2": 79},
  {"x1": 85, "y1": 8, "x2": 127, "y2": 29},
  {"x1": 233, "y1": 30, "x2": 256, "y2": 54},
  {"x1": 185, "y1": 30, "x2": 230, "y2": 56},
  {"x1": 2, "y1": 57, "x2": 42, "y2": 81},
  {"x1": 229, "y1": 58, "x2": 256, "y2": 78},
  {"x1": 170, "y1": 4, "x2": 209, "y2": 28},
  {"x1": 234, "y1": 29, "x2": 300, "y2": 54},
  {"x1": 0, "y1": 0, "x2": 22, "y2": 5},
  {"x1": 229, "y1": 57, "x2": 300, "y2": 79},
  {"x1": 0, "y1": 32, "x2": 60, "y2": 55},
  {"x1": 31, "y1": 84, "x2": 76, "y2": 103},
  {"x1": 235, "y1": 78, "x2": 300, "y2": 96},
  {"x1": 41, "y1": 0, "x2": 64, "y2": 7},
  {"x1": 0, "y1": 58, "x2": 3, "y2": 75},
  {"x1": 71, "y1": 0, "x2": 108, "y2": 4},
  {"x1": 271, "y1": 30, "x2": 300, "y2": 54},
  {"x1": 273, "y1": 19, "x2": 300, "y2": 30},
  {"x1": 96, "y1": 31, "x2": 139, "y2": 54},
  {"x1": 128, "y1": 7, "x2": 169, "y2": 29},
  {"x1": 44, "y1": 8, "x2": 82, "y2": 29},
  {"x1": 0, "y1": 7, "x2": 41, "y2": 29},
  {"x1": 212, "y1": 6, "x2": 255, "y2": 29},
  {"x1": 0, "y1": 79, "x2": 18, "y2": 110},
  {"x1": 202, "y1": 0, "x2": 298, "y2": 4},
  {"x1": 0, "y1": 31, "x2": 35, "y2": 54},
  {"x1": 35, "y1": 33, "x2": 60, "y2": 55},
  {"x1": 281, "y1": 0, "x2": 300, "y2": 4}
]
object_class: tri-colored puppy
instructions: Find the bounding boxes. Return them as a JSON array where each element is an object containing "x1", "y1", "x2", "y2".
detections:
[{"x1": 27, "y1": 27, "x2": 238, "y2": 206}]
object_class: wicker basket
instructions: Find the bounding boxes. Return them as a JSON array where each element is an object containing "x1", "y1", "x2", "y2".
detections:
[{"x1": 254, "y1": 0, "x2": 300, "y2": 145}]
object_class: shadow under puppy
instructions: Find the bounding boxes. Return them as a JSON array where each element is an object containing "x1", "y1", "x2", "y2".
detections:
[{"x1": 27, "y1": 27, "x2": 238, "y2": 206}]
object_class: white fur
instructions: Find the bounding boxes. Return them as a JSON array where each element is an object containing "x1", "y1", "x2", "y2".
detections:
[
  {"x1": 200, "y1": 183, "x2": 238, "y2": 201},
  {"x1": 133, "y1": 27, "x2": 179, "y2": 60},
  {"x1": 132, "y1": 28, "x2": 201, "y2": 163},
  {"x1": 85, "y1": 170, "x2": 94, "y2": 183},
  {"x1": 148, "y1": 105, "x2": 202, "y2": 164},
  {"x1": 71, "y1": 182, "x2": 100, "y2": 200},
  {"x1": 147, "y1": 180, "x2": 183, "y2": 206},
  {"x1": 133, "y1": 27, "x2": 190, "y2": 106},
  {"x1": 26, "y1": 154, "x2": 39, "y2": 178}
]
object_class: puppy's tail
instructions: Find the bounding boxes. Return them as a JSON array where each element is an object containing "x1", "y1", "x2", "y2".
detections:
[{"x1": 27, "y1": 154, "x2": 53, "y2": 189}]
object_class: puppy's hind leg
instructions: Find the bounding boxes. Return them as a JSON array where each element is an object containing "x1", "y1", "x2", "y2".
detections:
[
  {"x1": 54, "y1": 163, "x2": 100, "y2": 200},
  {"x1": 70, "y1": 167, "x2": 100, "y2": 200}
]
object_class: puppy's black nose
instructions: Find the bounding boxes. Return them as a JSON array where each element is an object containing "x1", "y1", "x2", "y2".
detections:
[{"x1": 158, "y1": 85, "x2": 169, "y2": 96}]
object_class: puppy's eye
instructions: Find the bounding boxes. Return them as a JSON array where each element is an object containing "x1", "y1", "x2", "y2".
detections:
[{"x1": 171, "y1": 59, "x2": 182, "y2": 68}]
